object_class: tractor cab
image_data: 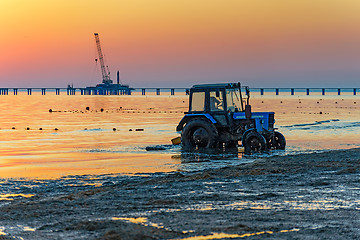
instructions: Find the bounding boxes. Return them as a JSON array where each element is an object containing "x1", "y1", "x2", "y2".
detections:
[
  {"x1": 177, "y1": 83, "x2": 286, "y2": 154},
  {"x1": 189, "y1": 83, "x2": 247, "y2": 113}
]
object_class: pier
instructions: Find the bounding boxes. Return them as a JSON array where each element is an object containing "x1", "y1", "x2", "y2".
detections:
[
  {"x1": 255, "y1": 88, "x2": 358, "y2": 96},
  {"x1": 0, "y1": 87, "x2": 358, "y2": 96},
  {"x1": 0, "y1": 87, "x2": 191, "y2": 96}
]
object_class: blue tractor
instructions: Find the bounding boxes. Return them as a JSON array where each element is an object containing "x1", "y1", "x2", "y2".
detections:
[{"x1": 176, "y1": 83, "x2": 285, "y2": 154}]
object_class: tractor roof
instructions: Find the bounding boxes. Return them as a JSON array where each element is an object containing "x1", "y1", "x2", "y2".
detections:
[{"x1": 192, "y1": 83, "x2": 246, "y2": 89}]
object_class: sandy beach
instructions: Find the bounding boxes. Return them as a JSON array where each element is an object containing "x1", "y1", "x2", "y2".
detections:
[{"x1": 0, "y1": 147, "x2": 359, "y2": 239}]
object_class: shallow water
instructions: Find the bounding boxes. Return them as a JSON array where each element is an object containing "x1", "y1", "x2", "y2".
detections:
[
  {"x1": 0, "y1": 94, "x2": 359, "y2": 179},
  {"x1": 0, "y1": 94, "x2": 187, "y2": 178}
]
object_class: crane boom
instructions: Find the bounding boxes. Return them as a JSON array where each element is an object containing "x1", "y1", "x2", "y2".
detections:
[{"x1": 94, "y1": 33, "x2": 112, "y2": 84}]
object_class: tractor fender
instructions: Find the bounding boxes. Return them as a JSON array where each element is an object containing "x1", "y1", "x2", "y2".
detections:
[
  {"x1": 241, "y1": 128, "x2": 257, "y2": 144},
  {"x1": 176, "y1": 114, "x2": 217, "y2": 132}
]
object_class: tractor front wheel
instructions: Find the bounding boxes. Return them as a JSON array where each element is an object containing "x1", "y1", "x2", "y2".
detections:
[
  {"x1": 181, "y1": 119, "x2": 218, "y2": 150},
  {"x1": 243, "y1": 132, "x2": 267, "y2": 154}
]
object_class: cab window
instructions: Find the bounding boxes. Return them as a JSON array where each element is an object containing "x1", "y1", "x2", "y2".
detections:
[
  {"x1": 190, "y1": 91, "x2": 205, "y2": 112},
  {"x1": 209, "y1": 90, "x2": 224, "y2": 112},
  {"x1": 226, "y1": 89, "x2": 241, "y2": 112}
]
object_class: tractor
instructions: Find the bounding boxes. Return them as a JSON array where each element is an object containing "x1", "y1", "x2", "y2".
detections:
[{"x1": 176, "y1": 83, "x2": 286, "y2": 154}]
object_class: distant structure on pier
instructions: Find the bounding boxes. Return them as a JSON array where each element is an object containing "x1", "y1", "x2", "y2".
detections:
[{"x1": 83, "y1": 33, "x2": 133, "y2": 95}]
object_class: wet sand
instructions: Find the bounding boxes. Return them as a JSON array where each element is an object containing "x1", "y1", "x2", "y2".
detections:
[{"x1": 0, "y1": 147, "x2": 359, "y2": 239}]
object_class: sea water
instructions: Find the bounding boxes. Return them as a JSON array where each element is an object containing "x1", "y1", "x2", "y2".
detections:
[{"x1": 0, "y1": 93, "x2": 359, "y2": 179}]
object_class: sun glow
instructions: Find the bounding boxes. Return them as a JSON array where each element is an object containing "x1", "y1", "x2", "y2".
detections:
[{"x1": 1, "y1": 0, "x2": 360, "y2": 87}]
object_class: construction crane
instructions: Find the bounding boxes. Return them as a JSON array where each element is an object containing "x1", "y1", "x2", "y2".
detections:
[{"x1": 94, "y1": 33, "x2": 113, "y2": 85}]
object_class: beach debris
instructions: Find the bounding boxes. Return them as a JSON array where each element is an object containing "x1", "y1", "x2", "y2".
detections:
[
  {"x1": 48, "y1": 109, "x2": 61, "y2": 113},
  {"x1": 113, "y1": 128, "x2": 116, "y2": 131},
  {"x1": 39, "y1": 128, "x2": 43, "y2": 130},
  {"x1": 12, "y1": 127, "x2": 15, "y2": 130},
  {"x1": 171, "y1": 136, "x2": 181, "y2": 145},
  {"x1": 54, "y1": 128, "x2": 59, "y2": 131},
  {"x1": 100, "y1": 108, "x2": 104, "y2": 112},
  {"x1": 86, "y1": 107, "x2": 90, "y2": 111},
  {"x1": 26, "y1": 127, "x2": 30, "y2": 130},
  {"x1": 102, "y1": 181, "x2": 114, "y2": 186},
  {"x1": 146, "y1": 145, "x2": 173, "y2": 151},
  {"x1": 129, "y1": 129, "x2": 133, "y2": 131},
  {"x1": 135, "y1": 129, "x2": 144, "y2": 131}
]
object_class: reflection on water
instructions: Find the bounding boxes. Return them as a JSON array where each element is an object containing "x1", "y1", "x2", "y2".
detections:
[
  {"x1": 111, "y1": 216, "x2": 300, "y2": 240},
  {"x1": 112, "y1": 217, "x2": 165, "y2": 230},
  {"x1": 0, "y1": 225, "x2": 36, "y2": 238},
  {"x1": 175, "y1": 149, "x2": 254, "y2": 173},
  {"x1": 0, "y1": 95, "x2": 359, "y2": 179},
  {"x1": 185, "y1": 198, "x2": 359, "y2": 212},
  {"x1": 176, "y1": 231, "x2": 275, "y2": 240},
  {"x1": 178, "y1": 148, "x2": 242, "y2": 162},
  {"x1": 174, "y1": 229, "x2": 300, "y2": 240},
  {"x1": 112, "y1": 217, "x2": 147, "y2": 224},
  {"x1": 0, "y1": 193, "x2": 34, "y2": 201},
  {"x1": 0, "y1": 95, "x2": 187, "y2": 178}
]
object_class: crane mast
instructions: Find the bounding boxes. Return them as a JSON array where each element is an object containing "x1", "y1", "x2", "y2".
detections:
[{"x1": 94, "y1": 33, "x2": 112, "y2": 85}]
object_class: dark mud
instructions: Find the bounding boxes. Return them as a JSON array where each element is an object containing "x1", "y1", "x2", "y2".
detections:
[{"x1": 1, "y1": 148, "x2": 360, "y2": 239}]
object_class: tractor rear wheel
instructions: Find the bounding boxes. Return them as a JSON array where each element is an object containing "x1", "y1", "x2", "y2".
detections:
[
  {"x1": 243, "y1": 132, "x2": 267, "y2": 154},
  {"x1": 268, "y1": 131, "x2": 286, "y2": 150},
  {"x1": 181, "y1": 119, "x2": 218, "y2": 150}
]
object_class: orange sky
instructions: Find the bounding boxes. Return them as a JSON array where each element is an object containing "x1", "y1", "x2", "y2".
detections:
[{"x1": 1, "y1": 0, "x2": 360, "y2": 87}]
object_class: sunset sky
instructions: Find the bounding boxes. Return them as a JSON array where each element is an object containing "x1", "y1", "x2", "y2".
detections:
[{"x1": 1, "y1": 0, "x2": 360, "y2": 88}]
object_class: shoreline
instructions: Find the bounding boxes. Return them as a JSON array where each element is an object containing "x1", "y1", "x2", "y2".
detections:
[{"x1": 0, "y1": 147, "x2": 359, "y2": 239}]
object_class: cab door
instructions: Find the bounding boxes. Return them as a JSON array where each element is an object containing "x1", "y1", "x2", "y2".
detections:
[{"x1": 208, "y1": 89, "x2": 229, "y2": 126}]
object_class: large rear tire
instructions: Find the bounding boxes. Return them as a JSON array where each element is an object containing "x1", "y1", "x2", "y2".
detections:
[
  {"x1": 181, "y1": 119, "x2": 218, "y2": 150},
  {"x1": 268, "y1": 131, "x2": 286, "y2": 150},
  {"x1": 243, "y1": 132, "x2": 267, "y2": 154}
]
